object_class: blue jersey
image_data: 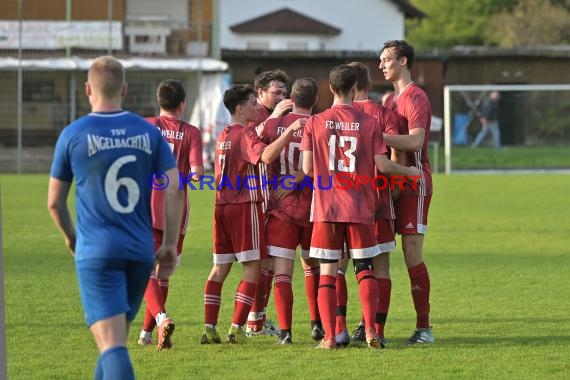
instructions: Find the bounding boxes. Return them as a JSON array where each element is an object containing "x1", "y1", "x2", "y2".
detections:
[{"x1": 50, "y1": 111, "x2": 176, "y2": 263}]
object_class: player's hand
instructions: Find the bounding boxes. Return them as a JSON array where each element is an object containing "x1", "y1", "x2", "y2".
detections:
[
  {"x1": 407, "y1": 167, "x2": 423, "y2": 185},
  {"x1": 289, "y1": 118, "x2": 307, "y2": 132},
  {"x1": 154, "y1": 245, "x2": 178, "y2": 280},
  {"x1": 391, "y1": 186, "x2": 401, "y2": 200},
  {"x1": 274, "y1": 187, "x2": 294, "y2": 200},
  {"x1": 65, "y1": 236, "x2": 76, "y2": 257},
  {"x1": 271, "y1": 99, "x2": 293, "y2": 118}
]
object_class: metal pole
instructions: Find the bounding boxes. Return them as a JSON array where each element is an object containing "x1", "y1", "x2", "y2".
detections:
[
  {"x1": 444, "y1": 86, "x2": 452, "y2": 174},
  {"x1": 197, "y1": 0, "x2": 203, "y2": 123},
  {"x1": 65, "y1": 0, "x2": 71, "y2": 57},
  {"x1": 108, "y1": 0, "x2": 113, "y2": 55},
  {"x1": 211, "y1": 0, "x2": 220, "y2": 59},
  {"x1": 17, "y1": 0, "x2": 23, "y2": 174}
]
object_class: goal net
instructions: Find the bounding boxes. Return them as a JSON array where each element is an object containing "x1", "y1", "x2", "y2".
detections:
[{"x1": 443, "y1": 84, "x2": 570, "y2": 174}]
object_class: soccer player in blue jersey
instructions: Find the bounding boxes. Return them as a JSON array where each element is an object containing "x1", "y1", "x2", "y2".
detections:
[{"x1": 47, "y1": 56, "x2": 184, "y2": 380}]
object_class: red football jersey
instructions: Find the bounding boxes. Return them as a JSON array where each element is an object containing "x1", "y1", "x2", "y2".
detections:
[
  {"x1": 384, "y1": 83, "x2": 433, "y2": 196},
  {"x1": 353, "y1": 100, "x2": 403, "y2": 220},
  {"x1": 260, "y1": 112, "x2": 311, "y2": 226},
  {"x1": 147, "y1": 116, "x2": 203, "y2": 235},
  {"x1": 300, "y1": 104, "x2": 387, "y2": 224},
  {"x1": 214, "y1": 123, "x2": 266, "y2": 205}
]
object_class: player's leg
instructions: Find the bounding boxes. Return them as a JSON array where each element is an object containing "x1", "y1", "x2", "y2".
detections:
[
  {"x1": 299, "y1": 224, "x2": 323, "y2": 341},
  {"x1": 227, "y1": 202, "x2": 265, "y2": 343},
  {"x1": 247, "y1": 258, "x2": 274, "y2": 334},
  {"x1": 374, "y1": 219, "x2": 396, "y2": 346},
  {"x1": 335, "y1": 254, "x2": 350, "y2": 346},
  {"x1": 396, "y1": 194, "x2": 434, "y2": 344},
  {"x1": 266, "y1": 216, "x2": 299, "y2": 344},
  {"x1": 78, "y1": 258, "x2": 152, "y2": 379},
  {"x1": 201, "y1": 204, "x2": 233, "y2": 344},
  {"x1": 139, "y1": 229, "x2": 164, "y2": 345},
  {"x1": 346, "y1": 223, "x2": 381, "y2": 349},
  {"x1": 310, "y1": 222, "x2": 344, "y2": 349}
]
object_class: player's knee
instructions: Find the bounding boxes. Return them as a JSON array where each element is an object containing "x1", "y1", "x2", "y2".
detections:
[{"x1": 353, "y1": 258, "x2": 373, "y2": 275}]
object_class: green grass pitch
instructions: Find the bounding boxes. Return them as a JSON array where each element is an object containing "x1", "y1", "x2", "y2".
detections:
[{"x1": 2, "y1": 174, "x2": 569, "y2": 379}]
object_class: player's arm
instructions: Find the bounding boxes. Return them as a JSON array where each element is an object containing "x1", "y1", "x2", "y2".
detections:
[
  {"x1": 302, "y1": 150, "x2": 314, "y2": 177},
  {"x1": 383, "y1": 128, "x2": 425, "y2": 152},
  {"x1": 374, "y1": 154, "x2": 421, "y2": 178},
  {"x1": 189, "y1": 165, "x2": 204, "y2": 181},
  {"x1": 155, "y1": 166, "x2": 184, "y2": 279},
  {"x1": 47, "y1": 177, "x2": 76, "y2": 255},
  {"x1": 260, "y1": 118, "x2": 306, "y2": 164}
]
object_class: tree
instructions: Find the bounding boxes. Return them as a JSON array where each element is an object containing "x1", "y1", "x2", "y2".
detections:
[
  {"x1": 406, "y1": 0, "x2": 516, "y2": 48},
  {"x1": 485, "y1": 0, "x2": 570, "y2": 47}
]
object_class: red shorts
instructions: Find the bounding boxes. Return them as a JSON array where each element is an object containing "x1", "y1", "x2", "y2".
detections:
[
  {"x1": 375, "y1": 219, "x2": 396, "y2": 253},
  {"x1": 152, "y1": 228, "x2": 185, "y2": 254},
  {"x1": 310, "y1": 222, "x2": 379, "y2": 260},
  {"x1": 266, "y1": 215, "x2": 312, "y2": 260},
  {"x1": 213, "y1": 203, "x2": 267, "y2": 264},
  {"x1": 395, "y1": 195, "x2": 431, "y2": 235}
]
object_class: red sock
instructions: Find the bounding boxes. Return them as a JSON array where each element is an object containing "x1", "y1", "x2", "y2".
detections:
[
  {"x1": 143, "y1": 278, "x2": 164, "y2": 326},
  {"x1": 264, "y1": 270, "x2": 275, "y2": 310},
  {"x1": 318, "y1": 275, "x2": 336, "y2": 341},
  {"x1": 274, "y1": 274, "x2": 293, "y2": 330},
  {"x1": 142, "y1": 307, "x2": 155, "y2": 332},
  {"x1": 335, "y1": 269, "x2": 348, "y2": 333},
  {"x1": 376, "y1": 278, "x2": 392, "y2": 337},
  {"x1": 159, "y1": 279, "x2": 169, "y2": 303},
  {"x1": 303, "y1": 266, "x2": 320, "y2": 322},
  {"x1": 233, "y1": 281, "x2": 257, "y2": 326},
  {"x1": 204, "y1": 280, "x2": 223, "y2": 325},
  {"x1": 356, "y1": 268, "x2": 378, "y2": 334},
  {"x1": 248, "y1": 269, "x2": 270, "y2": 329},
  {"x1": 408, "y1": 262, "x2": 431, "y2": 329}
]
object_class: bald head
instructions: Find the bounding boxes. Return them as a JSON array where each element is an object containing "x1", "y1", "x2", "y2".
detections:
[{"x1": 87, "y1": 56, "x2": 125, "y2": 99}]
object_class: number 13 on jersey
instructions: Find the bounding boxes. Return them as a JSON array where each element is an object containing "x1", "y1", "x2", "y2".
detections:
[{"x1": 328, "y1": 135, "x2": 356, "y2": 172}]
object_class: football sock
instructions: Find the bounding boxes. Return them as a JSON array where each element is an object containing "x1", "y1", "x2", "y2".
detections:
[
  {"x1": 318, "y1": 275, "x2": 336, "y2": 341},
  {"x1": 233, "y1": 280, "x2": 257, "y2": 326},
  {"x1": 142, "y1": 307, "x2": 155, "y2": 333},
  {"x1": 155, "y1": 312, "x2": 167, "y2": 327},
  {"x1": 335, "y1": 269, "x2": 348, "y2": 333},
  {"x1": 376, "y1": 278, "x2": 392, "y2": 337},
  {"x1": 143, "y1": 278, "x2": 165, "y2": 328},
  {"x1": 356, "y1": 268, "x2": 378, "y2": 334},
  {"x1": 204, "y1": 280, "x2": 223, "y2": 325},
  {"x1": 100, "y1": 346, "x2": 134, "y2": 380},
  {"x1": 159, "y1": 279, "x2": 170, "y2": 303},
  {"x1": 248, "y1": 268, "x2": 270, "y2": 330},
  {"x1": 408, "y1": 262, "x2": 431, "y2": 329},
  {"x1": 274, "y1": 274, "x2": 293, "y2": 330},
  {"x1": 303, "y1": 266, "x2": 320, "y2": 322}
]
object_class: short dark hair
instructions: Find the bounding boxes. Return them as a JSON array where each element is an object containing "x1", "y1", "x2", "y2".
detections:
[
  {"x1": 223, "y1": 84, "x2": 255, "y2": 114},
  {"x1": 254, "y1": 70, "x2": 289, "y2": 91},
  {"x1": 381, "y1": 40, "x2": 415, "y2": 69},
  {"x1": 347, "y1": 62, "x2": 371, "y2": 91},
  {"x1": 329, "y1": 64, "x2": 357, "y2": 96},
  {"x1": 291, "y1": 78, "x2": 318, "y2": 109},
  {"x1": 156, "y1": 79, "x2": 186, "y2": 112}
]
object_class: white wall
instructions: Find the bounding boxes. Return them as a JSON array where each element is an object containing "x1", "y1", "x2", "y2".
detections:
[
  {"x1": 219, "y1": 0, "x2": 404, "y2": 52},
  {"x1": 126, "y1": 0, "x2": 188, "y2": 28}
]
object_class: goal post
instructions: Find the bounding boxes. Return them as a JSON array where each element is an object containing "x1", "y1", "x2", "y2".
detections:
[{"x1": 443, "y1": 84, "x2": 570, "y2": 174}]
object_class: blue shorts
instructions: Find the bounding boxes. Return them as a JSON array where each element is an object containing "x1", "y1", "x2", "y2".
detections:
[{"x1": 75, "y1": 258, "x2": 153, "y2": 327}]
